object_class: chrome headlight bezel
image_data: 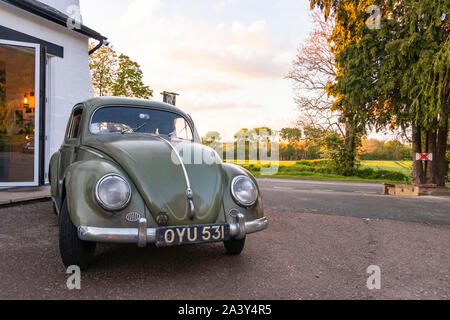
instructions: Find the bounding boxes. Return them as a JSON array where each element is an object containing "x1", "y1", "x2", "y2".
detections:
[
  {"x1": 231, "y1": 175, "x2": 258, "y2": 207},
  {"x1": 94, "y1": 174, "x2": 132, "y2": 212}
]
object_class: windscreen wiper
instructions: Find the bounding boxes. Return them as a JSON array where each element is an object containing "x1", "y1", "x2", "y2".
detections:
[{"x1": 121, "y1": 122, "x2": 147, "y2": 134}]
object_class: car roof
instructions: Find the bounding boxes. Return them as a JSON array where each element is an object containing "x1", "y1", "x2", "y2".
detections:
[{"x1": 79, "y1": 97, "x2": 191, "y2": 119}]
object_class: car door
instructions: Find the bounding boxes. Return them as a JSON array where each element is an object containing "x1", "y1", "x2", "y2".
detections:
[{"x1": 57, "y1": 106, "x2": 84, "y2": 200}]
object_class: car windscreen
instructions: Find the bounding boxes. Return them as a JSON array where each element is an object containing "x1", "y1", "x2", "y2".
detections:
[{"x1": 90, "y1": 106, "x2": 194, "y2": 141}]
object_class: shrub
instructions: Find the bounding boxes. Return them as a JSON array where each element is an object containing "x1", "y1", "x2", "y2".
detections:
[
  {"x1": 354, "y1": 168, "x2": 409, "y2": 182},
  {"x1": 244, "y1": 164, "x2": 260, "y2": 174},
  {"x1": 356, "y1": 167, "x2": 376, "y2": 179},
  {"x1": 295, "y1": 160, "x2": 313, "y2": 166},
  {"x1": 278, "y1": 165, "x2": 314, "y2": 173},
  {"x1": 315, "y1": 167, "x2": 334, "y2": 174}
]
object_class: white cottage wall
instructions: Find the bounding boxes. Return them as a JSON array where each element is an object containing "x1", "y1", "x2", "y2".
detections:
[{"x1": 0, "y1": 1, "x2": 94, "y2": 181}]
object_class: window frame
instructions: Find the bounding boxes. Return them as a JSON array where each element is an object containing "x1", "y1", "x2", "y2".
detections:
[
  {"x1": 0, "y1": 40, "x2": 41, "y2": 188},
  {"x1": 173, "y1": 117, "x2": 194, "y2": 141},
  {"x1": 65, "y1": 106, "x2": 84, "y2": 141}
]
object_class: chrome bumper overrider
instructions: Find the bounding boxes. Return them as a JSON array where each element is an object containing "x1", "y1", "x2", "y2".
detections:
[{"x1": 78, "y1": 214, "x2": 268, "y2": 248}]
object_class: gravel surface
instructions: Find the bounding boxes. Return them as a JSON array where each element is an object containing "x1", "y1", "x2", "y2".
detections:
[{"x1": 0, "y1": 201, "x2": 448, "y2": 300}]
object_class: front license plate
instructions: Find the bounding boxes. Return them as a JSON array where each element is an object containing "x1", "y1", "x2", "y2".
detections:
[{"x1": 155, "y1": 224, "x2": 230, "y2": 248}]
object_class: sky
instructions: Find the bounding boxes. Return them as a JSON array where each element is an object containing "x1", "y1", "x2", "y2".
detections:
[{"x1": 79, "y1": 0, "x2": 313, "y2": 140}]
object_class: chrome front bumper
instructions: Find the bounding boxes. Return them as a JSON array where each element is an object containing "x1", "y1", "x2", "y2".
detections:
[{"x1": 78, "y1": 214, "x2": 268, "y2": 248}]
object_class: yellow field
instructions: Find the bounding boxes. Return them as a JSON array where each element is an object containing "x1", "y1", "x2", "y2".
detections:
[
  {"x1": 359, "y1": 160, "x2": 412, "y2": 174},
  {"x1": 360, "y1": 160, "x2": 412, "y2": 168},
  {"x1": 224, "y1": 159, "x2": 412, "y2": 174},
  {"x1": 224, "y1": 159, "x2": 330, "y2": 166}
]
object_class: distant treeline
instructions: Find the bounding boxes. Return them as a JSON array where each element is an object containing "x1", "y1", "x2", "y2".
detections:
[
  {"x1": 359, "y1": 139, "x2": 412, "y2": 161},
  {"x1": 279, "y1": 138, "x2": 412, "y2": 161},
  {"x1": 202, "y1": 129, "x2": 413, "y2": 162}
]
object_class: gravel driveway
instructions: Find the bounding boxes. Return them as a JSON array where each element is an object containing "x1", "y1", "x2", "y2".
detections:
[{"x1": 0, "y1": 200, "x2": 448, "y2": 299}]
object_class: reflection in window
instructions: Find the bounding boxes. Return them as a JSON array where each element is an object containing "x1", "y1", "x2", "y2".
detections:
[
  {"x1": 90, "y1": 122, "x2": 132, "y2": 134},
  {"x1": 0, "y1": 44, "x2": 36, "y2": 183}
]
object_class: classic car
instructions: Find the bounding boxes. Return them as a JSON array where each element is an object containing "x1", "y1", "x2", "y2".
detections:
[{"x1": 50, "y1": 97, "x2": 268, "y2": 269}]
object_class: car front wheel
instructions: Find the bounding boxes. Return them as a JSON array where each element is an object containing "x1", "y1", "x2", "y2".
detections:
[
  {"x1": 224, "y1": 237, "x2": 246, "y2": 255},
  {"x1": 59, "y1": 198, "x2": 96, "y2": 270}
]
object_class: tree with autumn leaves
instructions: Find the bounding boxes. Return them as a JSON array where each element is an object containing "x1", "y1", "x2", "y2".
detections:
[
  {"x1": 307, "y1": 0, "x2": 449, "y2": 186},
  {"x1": 288, "y1": 7, "x2": 367, "y2": 170}
]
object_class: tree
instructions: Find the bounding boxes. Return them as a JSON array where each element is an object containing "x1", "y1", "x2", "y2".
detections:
[
  {"x1": 379, "y1": 0, "x2": 448, "y2": 186},
  {"x1": 234, "y1": 128, "x2": 255, "y2": 142},
  {"x1": 280, "y1": 143, "x2": 298, "y2": 161},
  {"x1": 253, "y1": 127, "x2": 273, "y2": 149},
  {"x1": 280, "y1": 128, "x2": 301, "y2": 159},
  {"x1": 360, "y1": 139, "x2": 412, "y2": 160},
  {"x1": 280, "y1": 128, "x2": 302, "y2": 144},
  {"x1": 202, "y1": 131, "x2": 222, "y2": 146},
  {"x1": 89, "y1": 42, "x2": 153, "y2": 99},
  {"x1": 310, "y1": 0, "x2": 449, "y2": 186},
  {"x1": 88, "y1": 43, "x2": 117, "y2": 96},
  {"x1": 279, "y1": 127, "x2": 330, "y2": 160},
  {"x1": 112, "y1": 54, "x2": 153, "y2": 99},
  {"x1": 289, "y1": 7, "x2": 367, "y2": 170},
  {"x1": 303, "y1": 126, "x2": 352, "y2": 167},
  {"x1": 287, "y1": 10, "x2": 339, "y2": 132}
]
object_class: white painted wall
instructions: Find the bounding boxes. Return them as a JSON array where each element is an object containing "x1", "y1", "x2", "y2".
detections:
[{"x1": 0, "y1": 2, "x2": 94, "y2": 182}]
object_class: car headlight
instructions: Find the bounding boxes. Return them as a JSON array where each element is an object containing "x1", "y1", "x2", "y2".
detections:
[
  {"x1": 95, "y1": 174, "x2": 131, "y2": 211},
  {"x1": 231, "y1": 175, "x2": 258, "y2": 207}
]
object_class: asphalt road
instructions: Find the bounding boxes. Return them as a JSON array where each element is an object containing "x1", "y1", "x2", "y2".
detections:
[
  {"x1": 0, "y1": 179, "x2": 449, "y2": 300},
  {"x1": 258, "y1": 178, "x2": 450, "y2": 226}
]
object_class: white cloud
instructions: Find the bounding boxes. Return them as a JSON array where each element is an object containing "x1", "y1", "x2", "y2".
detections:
[
  {"x1": 81, "y1": 0, "x2": 307, "y2": 140},
  {"x1": 120, "y1": 5, "x2": 288, "y2": 80},
  {"x1": 125, "y1": 0, "x2": 162, "y2": 20},
  {"x1": 211, "y1": 0, "x2": 226, "y2": 12}
]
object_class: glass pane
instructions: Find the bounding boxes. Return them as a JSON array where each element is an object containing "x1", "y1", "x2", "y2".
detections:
[
  {"x1": 90, "y1": 106, "x2": 193, "y2": 140},
  {"x1": 68, "y1": 109, "x2": 83, "y2": 139},
  {"x1": 174, "y1": 117, "x2": 193, "y2": 141},
  {"x1": 0, "y1": 44, "x2": 36, "y2": 183}
]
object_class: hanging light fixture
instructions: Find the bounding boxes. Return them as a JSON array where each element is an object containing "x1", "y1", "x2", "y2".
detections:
[{"x1": 24, "y1": 93, "x2": 28, "y2": 104}]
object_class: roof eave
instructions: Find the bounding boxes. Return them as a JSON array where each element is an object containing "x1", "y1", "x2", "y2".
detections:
[{"x1": 1, "y1": 0, "x2": 107, "y2": 41}]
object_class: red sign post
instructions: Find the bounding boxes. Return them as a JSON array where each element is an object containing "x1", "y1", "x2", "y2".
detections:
[{"x1": 415, "y1": 153, "x2": 433, "y2": 161}]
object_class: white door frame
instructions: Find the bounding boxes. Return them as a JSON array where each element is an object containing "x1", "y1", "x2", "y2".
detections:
[
  {"x1": 0, "y1": 39, "x2": 40, "y2": 188},
  {"x1": 44, "y1": 55, "x2": 51, "y2": 185}
]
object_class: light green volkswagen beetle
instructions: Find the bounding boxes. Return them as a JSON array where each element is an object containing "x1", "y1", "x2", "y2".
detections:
[{"x1": 50, "y1": 97, "x2": 268, "y2": 269}]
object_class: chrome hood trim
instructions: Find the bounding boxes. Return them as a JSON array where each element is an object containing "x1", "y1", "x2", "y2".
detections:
[
  {"x1": 150, "y1": 134, "x2": 195, "y2": 219},
  {"x1": 83, "y1": 134, "x2": 225, "y2": 225}
]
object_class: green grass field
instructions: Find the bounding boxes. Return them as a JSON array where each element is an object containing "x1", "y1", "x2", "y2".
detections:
[
  {"x1": 359, "y1": 160, "x2": 412, "y2": 175},
  {"x1": 225, "y1": 159, "x2": 414, "y2": 184}
]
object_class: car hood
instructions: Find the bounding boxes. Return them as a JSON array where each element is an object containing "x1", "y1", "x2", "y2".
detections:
[{"x1": 84, "y1": 135, "x2": 224, "y2": 225}]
